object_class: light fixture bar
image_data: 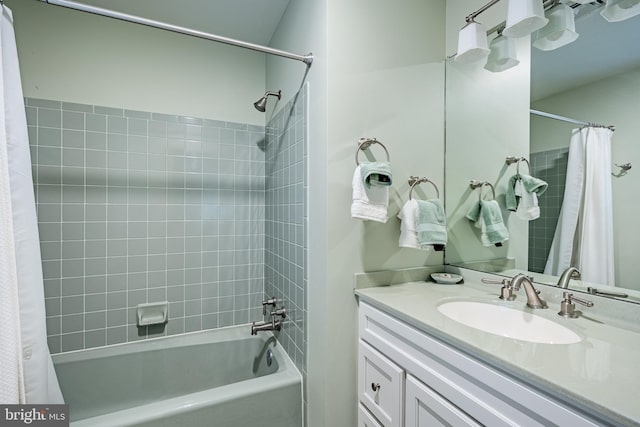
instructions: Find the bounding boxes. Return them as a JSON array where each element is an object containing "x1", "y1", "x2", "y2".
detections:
[
  {"x1": 40, "y1": 0, "x2": 314, "y2": 66},
  {"x1": 466, "y1": 0, "x2": 502, "y2": 23}
]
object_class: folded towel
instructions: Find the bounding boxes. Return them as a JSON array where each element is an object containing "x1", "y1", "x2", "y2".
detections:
[
  {"x1": 466, "y1": 200, "x2": 509, "y2": 247},
  {"x1": 515, "y1": 179, "x2": 540, "y2": 220},
  {"x1": 351, "y1": 165, "x2": 389, "y2": 223},
  {"x1": 416, "y1": 199, "x2": 447, "y2": 251},
  {"x1": 397, "y1": 199, "x2": 421, "y2": 249},
  {"x1": 360, "y1": 161, "x2": 393, "y2": 186},
  {"x1": 506, "y1": 174, "x2": 548, "y2": 211}
]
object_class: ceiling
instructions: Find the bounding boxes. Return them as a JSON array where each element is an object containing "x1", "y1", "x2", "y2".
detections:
[
  {"x1": 67, "y1": 0, "x2": 291, "y2": 45},
  {"x1": 531, "y1": 4, "x2": 640, "y2": 101}
]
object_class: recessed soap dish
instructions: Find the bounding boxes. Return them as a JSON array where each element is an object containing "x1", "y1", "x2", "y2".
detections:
[{"x1": 137, "y1": 301, "x2": 169, "y2": 326}]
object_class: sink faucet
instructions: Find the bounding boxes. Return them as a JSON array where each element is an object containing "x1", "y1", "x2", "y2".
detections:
[
  {"x1": 511, "y1": 274, "x2": 548, "y2": 309},
  {"x1": 557, "y1": 267, "x2": 580, "y2": 289}
]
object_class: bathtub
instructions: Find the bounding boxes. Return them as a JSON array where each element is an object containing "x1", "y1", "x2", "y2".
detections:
[{"x1": 52, "y1": 325, "x2": 302, "y2": 427}]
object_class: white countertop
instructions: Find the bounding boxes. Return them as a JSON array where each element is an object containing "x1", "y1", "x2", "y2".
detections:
[{"x1": 356, "y1": 279, "x2": 640, "y2": 427}]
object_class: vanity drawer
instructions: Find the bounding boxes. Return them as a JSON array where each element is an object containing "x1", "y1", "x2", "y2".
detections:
[
  {"x1": 406, "y1": 374, "x2": 480, "y2": 427},
  {"x1": 358, "y1": 403, "x2": 384, "y2": 427},
  {"x1": 358, "y1": 340, "x2": 404, "y2": 427}
]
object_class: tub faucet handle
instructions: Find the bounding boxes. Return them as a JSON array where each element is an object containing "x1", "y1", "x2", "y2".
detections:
[
  {"x1": 271, "y1": 307, "x2": 287, "y2": 319},
  {"x1": 262, "y1": 297, "x2": 278, "y2": 316}
]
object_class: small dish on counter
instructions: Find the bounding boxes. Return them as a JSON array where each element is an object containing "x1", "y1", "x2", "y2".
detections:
[{"x1": 430, "y1": 273, "x2": 463, "y2": 284}]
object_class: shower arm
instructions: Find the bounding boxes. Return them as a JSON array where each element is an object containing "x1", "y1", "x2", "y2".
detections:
[{"x1": 40, "y1": 0, "x2": 314, "y2": 66}]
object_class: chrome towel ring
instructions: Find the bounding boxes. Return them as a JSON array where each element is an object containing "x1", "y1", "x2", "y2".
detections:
[
  {"x1": 355, "y1": 137, "x2": 390, "y2": 166},
  {"x1": 469, "y1": 179, "x2": 495, "y2": 201},
  {"x1": 505, "y1": 156, "x2": 530, "y2": 176},
  {"x1": 408, "y1": 176, "x2": 440, "y2": 200}
]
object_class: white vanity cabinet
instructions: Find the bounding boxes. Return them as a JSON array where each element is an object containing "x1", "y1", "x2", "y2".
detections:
[{"x1": 358, "y1": 302, "x2": 602, "y2": 427}]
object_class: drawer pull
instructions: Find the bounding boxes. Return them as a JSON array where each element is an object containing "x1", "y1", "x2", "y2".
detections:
[{"x1": 371, "y1": 382, "x2": 381, "y2": 392}]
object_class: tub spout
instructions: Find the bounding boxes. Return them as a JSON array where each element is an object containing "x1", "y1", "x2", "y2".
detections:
[{"x1": 251, "y1": 319, "x2": 282, "y2": 335}]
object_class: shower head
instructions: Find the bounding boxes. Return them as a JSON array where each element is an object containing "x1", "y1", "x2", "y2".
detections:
[{"x1": 254, "y1": 90, "x2": 282, "y2": 112}]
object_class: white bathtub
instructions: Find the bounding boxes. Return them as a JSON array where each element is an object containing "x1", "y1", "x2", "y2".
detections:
[{"x1": 53, "y1": 325, "x2": 302, "y2": 427}]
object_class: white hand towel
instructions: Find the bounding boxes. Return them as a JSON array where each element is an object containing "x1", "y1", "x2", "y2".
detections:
[
  {"x1": 514, "y1": 179, "x2": 540, "y2": 220},
  {"x1": 397, "y1": 199, "x2": 422, "y2": 249},
  {"x1": 351, "y1": 165, "x2": 389, "y2": 223}
]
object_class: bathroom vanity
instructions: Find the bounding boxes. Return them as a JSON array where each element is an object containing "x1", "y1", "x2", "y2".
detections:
[{"x1": 355, "y1": 275, "x2": 640, "y2": 427}]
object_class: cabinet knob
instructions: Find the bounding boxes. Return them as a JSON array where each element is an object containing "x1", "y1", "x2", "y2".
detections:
[{"x1": 371, "y1": 382, "x2": 380, "y2": 392}]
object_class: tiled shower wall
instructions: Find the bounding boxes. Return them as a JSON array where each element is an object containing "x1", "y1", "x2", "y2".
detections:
[
  {"x1": 264, "y1": 86, "x2": 308, "y2": 381},
  {"x1": 528, "y1": 147, "x2": 569, "y2": 273},
  {"x1": 26, "y1": 98, "x2": 267, "y2": 353}
]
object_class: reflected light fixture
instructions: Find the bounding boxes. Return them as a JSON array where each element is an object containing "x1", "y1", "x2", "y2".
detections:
[
  {"x1": 600, "y1": 0, "x2": 640, "y2": 22},
  {"x1": 454, "y1": 20, "x2": 490, "y2": 63},
  {"x1": 503, "y1": 0, "x2": 549, "y2": 38},
  {"x1": 532, "y1": 4, "x2": 579, "y2": 51},
  {"x1": 484, "y1": 32, "x2": 520, "y2": 72}
]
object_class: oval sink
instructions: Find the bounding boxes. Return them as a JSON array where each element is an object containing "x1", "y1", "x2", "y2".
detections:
[{"x1": 437, "y1": 301, "x2": 581, "y2": 344}]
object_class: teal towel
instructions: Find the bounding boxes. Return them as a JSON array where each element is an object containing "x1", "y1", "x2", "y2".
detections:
[
  {"x1": 416, "y1": 199, "x2": 447, "y2": 248},
  {"x1": 360, "y1": 161, "x2": 392, "y2": 186},
  {"x1": 506, "y1": 174, "x2": 548, "y2": 211},
  {"x1": 466, "y1": 200, "x2": 509, "y2": 246}
]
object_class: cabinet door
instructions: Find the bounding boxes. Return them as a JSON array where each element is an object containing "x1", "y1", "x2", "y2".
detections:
[
  {"x1": 359, "y1": 404, "x2": 384, "y2": 427},
  {"x1": 359, "y1": 340, "x2": 404, "y2": 427},
  {"x1": 406, "y1": 375, "x2": 481, "y2": 427}
]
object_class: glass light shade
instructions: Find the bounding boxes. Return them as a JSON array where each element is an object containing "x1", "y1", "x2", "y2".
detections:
[
  {"x1": 455, "y1": 21, "x2": 490, "y2": 63},
  {"x1": 484, "y1": 35, "x2": 520, "y2": 72},
  {"x1": 503, "y1": 0, "x2": 549, "y2": 38},
  {"x1": 600, "y1": 0, "x2": 640, "y2": 22},
  {"x1": 532, "y1": 4, "x2": 579, "y2": 51}
]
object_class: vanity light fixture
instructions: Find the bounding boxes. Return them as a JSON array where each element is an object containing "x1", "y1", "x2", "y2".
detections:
[
  {"x1": 484, "y1": 32, "x2": 520, "y2": 72},
  {"x1": 503, "y1": 0, "x2": 549, "y2": 38},
  {"x1": 455, "y1": 20, "x2": 491, "y2": 63},
  {"x1": 532, "y1": 3, "x2": 579, "y2": 51},
  {"x1": 600, "y1": 0, "x2": 640, "y2": 22}
]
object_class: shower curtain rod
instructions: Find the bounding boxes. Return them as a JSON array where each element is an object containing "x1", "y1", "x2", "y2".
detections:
[
  {"x1": 40, "y1": 0, "x2": 314, "y2": 66},
  {"x1": 530, "y1": 109, "x2": 614, "y2": 131}
]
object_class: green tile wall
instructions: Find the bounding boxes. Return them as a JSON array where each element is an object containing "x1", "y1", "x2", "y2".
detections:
[
  {"x1": 27, "y1": 98, "x2": 266, "y2": 353},
  {"x1": 264, "y1": 85, "x2": 308, "y2": 385},
  {"x1": 529, "y1": 148, "x2": 569, "y2": 273}
]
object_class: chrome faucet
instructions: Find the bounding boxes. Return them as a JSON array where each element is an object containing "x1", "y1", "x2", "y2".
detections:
[
  {"x1": 557, "y1": 267, "x2": 581, "y2": 289},
  {"x1": 511, "y1": 274, "x2": 548, "y2": 309},
  {"x1": 251, "y1": 318, "x2": 283, "y2": 335}
]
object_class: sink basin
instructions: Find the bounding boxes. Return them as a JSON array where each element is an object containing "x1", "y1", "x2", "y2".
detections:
[{"x1": 437, "y1": 301, "x2": 582, "y2": 344}]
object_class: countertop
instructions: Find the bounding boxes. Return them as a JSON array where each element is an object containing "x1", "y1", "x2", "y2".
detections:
[{"x1": 355, "y1": 279, "x2": 640, "y2": 427}]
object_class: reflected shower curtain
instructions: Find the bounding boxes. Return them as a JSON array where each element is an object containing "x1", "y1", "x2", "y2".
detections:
[
  {"x1": 544, "y1": 126, "x2": 615, "y2": 285},
  {"x1": 0, "y1": 5, "x2": 63, "y2": 403}
]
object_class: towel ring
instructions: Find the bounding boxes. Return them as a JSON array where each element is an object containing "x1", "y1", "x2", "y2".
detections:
[
  {"x1": 355, "y1": 137, "x2": 390, "y2": 166},
  {"x1": 505, "y1": 156, "x2": 530, "y2": 176},
  {"x1": 408, "y1": 176, "x2": 440, "y2": 200},
  {"x1": 469, "y1": 180, "x2": 495, "y2": 201}
]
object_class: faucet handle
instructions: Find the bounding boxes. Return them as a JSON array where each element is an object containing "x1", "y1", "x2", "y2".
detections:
[
  {"x1": 481, "y1": 278, "x2": 516, "y2": 301},
  {"x1": 558, "y1": 292, "x2": 593, "y2": 318},
  {"x1": 481, "y1": 277, "x2": 511, "y2": 286},
  {"x1": 271, "y1": 307, "x2": 287, "y2": 318},
  {"x1": 262, "y1": 297, "x2": 278, "y2": 316}
]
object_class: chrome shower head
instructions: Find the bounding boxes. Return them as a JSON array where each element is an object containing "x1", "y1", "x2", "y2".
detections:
[{"x1": 254, "y1": 90, "x2": 281, "y2": 112}]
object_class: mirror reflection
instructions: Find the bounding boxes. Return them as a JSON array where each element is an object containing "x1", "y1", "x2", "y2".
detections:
[{"x1": 445, "y1": 1, "x2": 640, "y2": 302}]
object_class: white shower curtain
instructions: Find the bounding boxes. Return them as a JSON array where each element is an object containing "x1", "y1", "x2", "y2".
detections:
[
  {"x1": 544, "y1": 126, "x2": 615, "y2": 285},
  {"x1": 0, "y1": 5, "x2": 63, "y2": 403}
]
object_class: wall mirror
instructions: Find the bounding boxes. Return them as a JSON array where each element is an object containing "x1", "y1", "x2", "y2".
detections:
[{"x1": 445, "y1": 1, "x2": 640, "y2": 303}]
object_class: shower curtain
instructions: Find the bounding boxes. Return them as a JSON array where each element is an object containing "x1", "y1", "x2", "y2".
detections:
[
  {"x1": 0, "y1": 5, "x2": 63, "y2": 403},
  {"x1": 544, "y1": 126, "x2": 615, "y2": 285}
]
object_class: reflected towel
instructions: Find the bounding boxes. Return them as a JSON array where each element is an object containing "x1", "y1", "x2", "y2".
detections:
[
  {"x1": 360, "y1": 161, "x2": 392, "y2": 186},
  {"x1": 466, "y1": 200, "x2": 509, "y2": 246},
  {"x1": 506, "y1": 173, "x2": 548, "y2": 211},
  {"x1": 416, "y1": 199, "x2": 447, "y2": 250},
  {"x1": 515, "y1": 179, "x2": 540, "y2": 220},
  {"x1": 351, "y1": 165, "x2": 389, "y2": 223}
]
